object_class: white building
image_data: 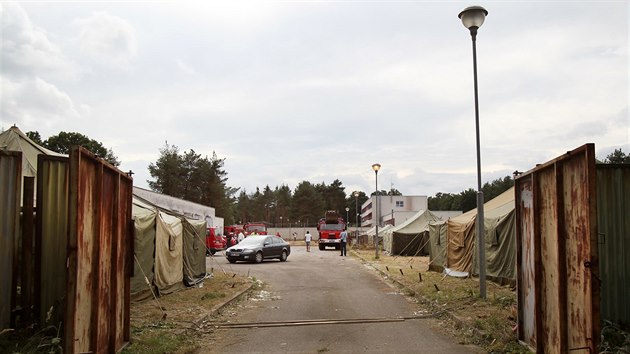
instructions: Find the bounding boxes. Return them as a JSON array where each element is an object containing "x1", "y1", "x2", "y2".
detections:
[
  {"x1": 133, "y1": 186, "x2": 225, "y2": 233},
  {"x1": 360, "y1": 195, "x2": 428, "y2": 228}
]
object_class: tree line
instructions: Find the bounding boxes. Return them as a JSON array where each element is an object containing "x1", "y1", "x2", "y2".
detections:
[
  {"x1": 24, "y1": 129, "x2": 629, "y2": 225},
  {"x1": 26, "y1": 130, "x2": 120, "y2": 166},
  {"x1": 147, "y1": 143, "x2": 237, "y2": 224}
]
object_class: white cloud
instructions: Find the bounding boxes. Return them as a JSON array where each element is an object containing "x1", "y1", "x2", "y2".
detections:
[
  {"x1": 73, "y1": 11, "x2": 137, "y2": 68},
  {"x1": 2, "y1": 1, "x2": 628, "y2": 198},
  {"x1": 0, "y1": 76, "x2": 84, "y2": 132},
  {"x1": 0, "y1": 1, "x2": 76, "y2": 80},
  {"x1": 176, "y1": 59, "x2": 197, "y2": 75}
]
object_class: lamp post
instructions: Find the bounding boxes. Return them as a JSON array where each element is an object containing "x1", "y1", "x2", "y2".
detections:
[
  {"x1": 353, "y1": 191, "x2": 359, "y2": 243},
  {"x1": 459, "y1": 5, "x2": 488, "y2": 299},
  {"x1": 345, "y1": 207, "x2": 349, "y2": 226},
  {"x1": 280, "y1": 216, "x2": 283, "y2": 229},
  {"x1": 372, "y1": 163, "x2": 381, "y2": 259}
]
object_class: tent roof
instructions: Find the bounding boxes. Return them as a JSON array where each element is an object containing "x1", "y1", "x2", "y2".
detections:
[
  {"x1": 132, "y1": 195, "x2": 158, "y2": 219},
  {"x1": 0, "y1": 126, "x2": 65, "y2": 177},
  {"x1": 449, "y1": 186, "x2": 515, "y2": 224},
  {"x1": 365, "y1": 224, "x2": 393, "y2": 236},
  {"x1": 390, "y1": 209, "x2": 440, "y2": 235}
]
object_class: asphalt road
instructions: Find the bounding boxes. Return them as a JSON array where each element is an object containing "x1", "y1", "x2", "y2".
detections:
[{"x1": 206, "y1": 245, "x2": 480, "y2": 353}]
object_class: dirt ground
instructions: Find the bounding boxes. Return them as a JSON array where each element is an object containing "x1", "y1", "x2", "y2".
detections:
[{"x1": 124, "y1": 272, "x2": 253, "y2": 354}]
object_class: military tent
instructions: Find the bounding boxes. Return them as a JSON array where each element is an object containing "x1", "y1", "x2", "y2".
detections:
[
  {"x1": 430, "y1": 187, "x2": 516, "y2": 284},
  {"x1": 472, "y1": 188, "x2": 516, "y2": 285},
  {"x1": 0, "y1": 126, "x2": 65, "y2": 178},
  {"x1": 428, "y1": 221, "x2": 447, "y2": 272},
  {"x1": 131, "y1": 195, "x2": 209, "y2": 298},
  {"x1": 445, "y1": 208, "x2": 476, "y2": 276},
  {"x1": 182, "y1": 218, "x2": 207, "y2": 286},
  {"x1": 131, "y1": 197, "x2": 158, "y2": 301},
  {"x1": 0, "y1": 126, "x2": 65, "y2": 204},
  {"x1": 382, "y1": 210, "x2": 440, "y2": 255},
  {"x1": 154, "y1": 210, "x2": 185, "y2": 295},
  {"x1": 364, "y1": 224, "x2": 393, "y2": 245}
]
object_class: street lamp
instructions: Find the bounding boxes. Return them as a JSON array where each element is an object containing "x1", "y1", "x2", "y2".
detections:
[
  {"x1": 345, "y1": 207, "x2": 349, "y2": 226},
  {"x1": 459, "y1": 5, "x2": 488, "y2": 299},
  {"x1": 280, "y1": 216, "x2": 283, "y2": 229},
  {"x1": 372, "y1": 163, "x2": 381, "y2": 259},
  {"x1": 353, "y1": 191, "x2": 360, "y2": 243}
]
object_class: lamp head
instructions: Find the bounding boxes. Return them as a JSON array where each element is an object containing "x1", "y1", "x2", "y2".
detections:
[
  {"x1": 353, "y1": 191, "x2": 359, "y2": 198},
  {"x1": 458, "y1": 6, "x2": 488, "y2": 30},
  {"x1": 372, "y1": 163, "x2": 381, "y2": 172}
]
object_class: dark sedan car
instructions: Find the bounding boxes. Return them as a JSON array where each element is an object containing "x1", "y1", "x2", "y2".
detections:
[{"x1": 225, "y1": 235, "x2": 291, "y2": 263}]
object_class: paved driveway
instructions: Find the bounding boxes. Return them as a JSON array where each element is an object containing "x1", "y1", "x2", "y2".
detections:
[{"x1": 206, "y1": 245, "x2": 481, "y2": 353}]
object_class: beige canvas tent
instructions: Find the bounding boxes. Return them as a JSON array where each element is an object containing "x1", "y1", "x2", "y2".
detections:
[
  {"x1": 131, "y1": 195, "x2": 209, "y2": 299},
  {"x1": 0, "y1": 126, "x2": 66, "y2": 204},
  {"x1": 429, "y1": 187, "x2": 516, "y2": 284},
  {"x1": 0, "y1": 126, "x2": 65, "y2": 178},
  {"x1": 154, "y1": 210, "x2": 185, "y2": 295},
  {"x1": 364, "y1": 224, "x2": 393, "y2": 245},
  {"x1": 382, "y1": 210, "x2": 440, "y2": 255}
]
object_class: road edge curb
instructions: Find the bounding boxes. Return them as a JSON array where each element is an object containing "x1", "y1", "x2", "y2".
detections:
[{"x1": 194, "y1": 281, "x2": 255, "y2": 326}]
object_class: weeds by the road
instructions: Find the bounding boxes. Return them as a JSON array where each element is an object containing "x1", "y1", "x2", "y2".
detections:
[
  {"x1": 0, "y1": 325, "x2": 63, "y2": 354},
  {"x1": 600, "y1": 320, "x2": 630, "y2": 353},
  {"x1": 351, "y1": 249, "x2": 529, "y2": 353}
]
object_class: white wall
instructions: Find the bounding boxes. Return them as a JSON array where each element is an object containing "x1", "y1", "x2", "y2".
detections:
[
  {"x1": 360, "y1": 195, "x2": 428, "y2": 227},
  {"x1": 133, "y1": 186, "x2": 224, "y2": 233}
]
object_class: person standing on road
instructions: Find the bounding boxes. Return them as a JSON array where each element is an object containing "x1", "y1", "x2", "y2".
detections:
[
  {"x1": 305, "y1": 231, "x2": 312, "y2": 252},
  {"x1": 340, "y1": 228, "x2": 348, "y2": 256},
  {"x1": 237, "y1": 231, "x2": 245, "y2": 243}
]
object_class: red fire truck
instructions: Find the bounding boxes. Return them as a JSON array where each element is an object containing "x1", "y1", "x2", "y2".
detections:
[
  {"x1": 244, "y1": 222, "x2": 268, "y2": 235},
  {"x1": 317, "y1": 210, "x2": 346, "y2": 251},
  {"x1": 205, "y1": 227, "x2": 226, "y2": 255},
  {"x1": 224, "y1": 224, "x2": 245, "y2": 237}
]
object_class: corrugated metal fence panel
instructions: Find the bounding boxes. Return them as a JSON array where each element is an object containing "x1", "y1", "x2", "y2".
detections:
[
  {"x1": 515, "y1": 144, "x2": 600, "y2": 353},
  {"x1": 0, "y1": 150, "x2": 22, "y2": 330},
  {"x1": 36, "y1": 155, "x2": 69, "y2": 326},
  {"x1": 64, "y1": 147, "x2": 132, "y2": 354},
  {"x1": 597, "y1": 164, "x2": 630, "y2": 326}
]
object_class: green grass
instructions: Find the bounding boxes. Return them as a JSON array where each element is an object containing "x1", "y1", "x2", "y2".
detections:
[
  {"x1": 122, "y1": 327, "x2": 193, "y2": 354},
  {"x1": 0, "y1": 325, "x2": 63, "y2": 354},
  {"x1": 201, "y1": 292, "x2": 226, "y2": 301}
]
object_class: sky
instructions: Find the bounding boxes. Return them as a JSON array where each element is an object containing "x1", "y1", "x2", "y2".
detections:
[{"x1": 2, "y1": 1, "x2": 628, "y2": 199}]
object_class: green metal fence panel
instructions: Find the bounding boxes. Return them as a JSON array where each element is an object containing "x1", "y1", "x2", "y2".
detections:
[
  {"x1": 36, "y1": 155, "x2": 70, "y2": 326},
  {"x1": 0, "y1": 150, "x2": 22, "y2": 329},
  {"x1": 597, "y1": 164, "x2": 630, "y2": 326}
]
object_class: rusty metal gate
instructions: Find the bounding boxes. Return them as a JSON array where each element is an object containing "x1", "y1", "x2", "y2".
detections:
[
  {"x1": 64, "y1": 147, "x2": 133, "y2": 353},
  {"x1": 515, "y1": 144, "x2": 600, "y2": 353}
]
